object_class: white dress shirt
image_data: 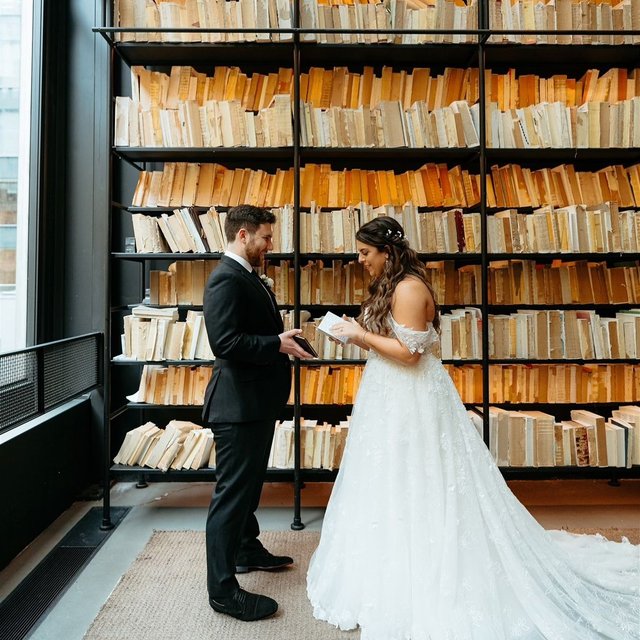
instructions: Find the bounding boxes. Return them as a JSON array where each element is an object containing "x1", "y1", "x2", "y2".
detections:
[{"x1": 224, "y1": 249, "x2": 253, "y2": 273}]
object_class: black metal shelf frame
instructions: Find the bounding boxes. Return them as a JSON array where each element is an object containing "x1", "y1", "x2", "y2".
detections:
[
  {"x1": 487, "y1": 253, "x2": 640, "y2": 262},
  {"x1": 110, "y1": 251, "x2": 484, "y2": 261},
  {"x1": 486, "y1": 303, "x2": 640, "y2": 311},
  {"x1": 112, "y1": 146, "x2": 640, "y2": 167},
  {"x1": 111, "y1": 464, "x2": 296, "y2": 481},
  {"x1": 111, "y1": 356, "x2": 640, "y2": 366},
  {"x1": 111, "y1": 251, "x2": 640, "y2": 270},
  {"x1": 121, "y1": 204, "x2": 640, "y2": 217},
  {"x1": 111, "y1": 464, "x2": 344, "y2": 482},
  {"x1": 110, "y1": 299, "x2": 487, "y2": 314},
  {"x1": 112, "y1": 250, "x2": 640, "y2": 264},
  {"x1": 489, "y1": 401, "x2": 637, "y2": 409},
  {"x1": 488, "y1": 358, "x2": 640, "y2": 365},
  {"x1": 113, "y1": 464, "x2": 640, "y2": 482},
  {"x1": 111, "y1": 357, "x2": 485, "y2": 366},
  {"x1": 98, "y1": 4, "x2": 640, "y2": 530}
]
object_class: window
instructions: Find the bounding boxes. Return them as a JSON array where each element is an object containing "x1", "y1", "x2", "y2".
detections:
[{"x1": 0, "y1": 0, "x2": 32, "y2": 353}]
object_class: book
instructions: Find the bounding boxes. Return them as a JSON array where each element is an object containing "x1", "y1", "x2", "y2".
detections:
[
  {"x1": 317, "y1": 311, "x2": 349, "y2": 344},
  {"x1": 293, "y1": 335, "x2": 319, "y2": 358},
  {"x1": 113, "y1": 422, "x2": 158, "y2": 465}
]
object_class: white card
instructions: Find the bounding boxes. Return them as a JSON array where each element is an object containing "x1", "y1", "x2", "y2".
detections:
[{"x1": 317, "y1": 311, "x2": 349, "y2": 343}]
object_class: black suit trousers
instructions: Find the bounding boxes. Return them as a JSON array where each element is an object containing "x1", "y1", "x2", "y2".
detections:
[{"x1": 206, "y1": 419, "x2": 275, "y2": 597}]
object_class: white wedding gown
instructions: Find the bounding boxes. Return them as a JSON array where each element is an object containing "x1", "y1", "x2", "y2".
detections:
[{"x1": 307, "y1": 315, "x2": 640, "y2": 640}]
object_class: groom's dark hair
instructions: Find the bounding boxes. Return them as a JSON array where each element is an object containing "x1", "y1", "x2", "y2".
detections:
[{"x1": 225, "y1": 205, "x2": 276, "y2": 242}]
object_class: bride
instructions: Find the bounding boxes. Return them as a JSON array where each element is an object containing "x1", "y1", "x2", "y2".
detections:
[{"x1": 306, "y1": 216, "x2": 639, "y2": 640}]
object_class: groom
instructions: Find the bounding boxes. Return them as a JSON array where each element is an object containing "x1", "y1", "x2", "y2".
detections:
[{"x1": 202, "y1": 205, "x2": 312, "y2": 621}]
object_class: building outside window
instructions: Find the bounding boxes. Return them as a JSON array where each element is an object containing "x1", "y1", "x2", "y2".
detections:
[{"x1": 0, "y1": 0, "x2": 32, "y2": 353}]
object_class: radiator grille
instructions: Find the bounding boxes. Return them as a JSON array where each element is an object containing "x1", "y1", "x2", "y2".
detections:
[
  {"x1": 0, "y1": 352, "x2": 38, "y2": 431},
  {"x1": 0, "y1": 333, "x2": 102, "y2": 433},
  {"x1": 0, "y1": 547, "x2": 94, "y2": 640},
  {"x1": 0, "y1": 506, "x2": 128, "y2": 640},
  {"x1": 44, "y1": 336, "x2": 100, "y2": 409}
]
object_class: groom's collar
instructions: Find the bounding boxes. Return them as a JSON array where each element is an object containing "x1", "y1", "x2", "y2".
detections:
[{"x1": 224, "y1": 249, "x2": 252, "y2": 273}]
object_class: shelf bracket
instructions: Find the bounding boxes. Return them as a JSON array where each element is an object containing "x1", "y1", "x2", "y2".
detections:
[{"x1": 113, "y1": 149, "x2": 145, "y2": 171}]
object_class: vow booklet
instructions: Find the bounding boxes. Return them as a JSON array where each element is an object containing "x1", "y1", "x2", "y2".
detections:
[
  {"x1": 318, "y1": 311, "x2": 349, "y2": 344},
  {"x1": 292, "y1": 335, "x2": 319, "y2": 358}
]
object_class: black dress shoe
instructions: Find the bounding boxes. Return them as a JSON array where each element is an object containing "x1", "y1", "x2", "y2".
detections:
[
  {"x1": 235, "y1": 550, "x2": 294, "y2": 574},
  {"x1": 209, "y1": 588, "x2": 278, "y2": 621}
]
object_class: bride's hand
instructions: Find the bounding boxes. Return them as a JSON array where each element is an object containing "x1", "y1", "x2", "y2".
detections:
[{"x1": 332, "y1": 316, "x2": 366, "y2": 343}]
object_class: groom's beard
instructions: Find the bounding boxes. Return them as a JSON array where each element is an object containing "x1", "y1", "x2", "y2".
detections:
[{"x1": 245, "y1": 241, "x2": 265, "y2": 268}]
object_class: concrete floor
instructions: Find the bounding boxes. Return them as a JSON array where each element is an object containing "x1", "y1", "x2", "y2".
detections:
[{"x1": 1, "y1": 479, "x2": 638, "y2": 640}]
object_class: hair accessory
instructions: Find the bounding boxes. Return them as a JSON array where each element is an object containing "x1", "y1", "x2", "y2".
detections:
[{"x1": 384, "y1": 227, "x2": 404, "y2": 242}]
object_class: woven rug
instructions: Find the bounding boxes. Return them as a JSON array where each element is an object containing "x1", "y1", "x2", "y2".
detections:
[
  {"x1": 84, "y1": 530, "x2": 355, "y2": 640},
  {"x1": 84, "y1": 527, "x2": 639, "y2": 640}
]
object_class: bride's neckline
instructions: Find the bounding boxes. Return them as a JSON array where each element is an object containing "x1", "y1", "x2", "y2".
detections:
[{"x1": 388, "y1": 312, "x2": 433, "y2": 333}]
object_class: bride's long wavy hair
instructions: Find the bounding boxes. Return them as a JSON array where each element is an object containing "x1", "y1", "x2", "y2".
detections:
[{"x1": 356, "y1": 216, "x2": 440, "y2": 335}]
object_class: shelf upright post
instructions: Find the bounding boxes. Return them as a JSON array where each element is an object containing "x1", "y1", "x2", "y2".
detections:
[
  {"x1": 291, "y1": 0, "x2": 305, "y2": 531},
  {"x1": 478, "y1": 11, "x2": 490, "y2": 448},
  {"x1": 480, "y1": 0, "x2": 489, "y2": 33},
  {"x1": 101, "y1": 0, "x2": 115, "y2": 530}
]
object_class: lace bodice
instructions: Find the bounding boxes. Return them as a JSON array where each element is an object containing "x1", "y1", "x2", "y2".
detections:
[{"x1": 387, "y1": 313, "x2": 440, "y2": 356}]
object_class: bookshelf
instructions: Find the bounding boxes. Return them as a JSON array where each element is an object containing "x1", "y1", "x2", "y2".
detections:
[{"x1": 96, "y1": 1, "x2": 640, "y2": 530}]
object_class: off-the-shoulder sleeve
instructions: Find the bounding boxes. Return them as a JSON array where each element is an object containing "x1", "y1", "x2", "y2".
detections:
[{"x1": 389, "y1": 316, "x2": 438, "y2": 355}]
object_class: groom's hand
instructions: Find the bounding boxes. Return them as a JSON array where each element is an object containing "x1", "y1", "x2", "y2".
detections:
[{"x1": 279, "y1": 329, "x2": 314, "y2": 359}]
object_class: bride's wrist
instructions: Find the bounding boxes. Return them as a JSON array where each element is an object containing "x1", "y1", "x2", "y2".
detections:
[{"x1": 361, "y1": 330, "x2": 369, "y2": 345}]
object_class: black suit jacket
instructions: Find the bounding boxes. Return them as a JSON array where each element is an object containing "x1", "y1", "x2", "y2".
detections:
[{"x1": 202, "y1": 255, "x2": 291, "y2": 423}]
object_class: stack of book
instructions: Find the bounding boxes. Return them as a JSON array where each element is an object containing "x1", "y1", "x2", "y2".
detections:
[
  {"x1": 113, "y1": 420, "x2": 215, "y2": 471},
  {"x1": 296, "y1": 205, "x2": 481, "y2": 254},
  {"x1": 489, "y1": 163, "x2": 640, "y2": 209},
  {"x1": 131, "y1": 162, "x2": 483, "y2": 209},
  {"x1": 129, "y1": 65, "x2": 293, "y2": 110},
  {"x1": 489, "y1": 309, "x2": 640, "y2": 360},
  {"x1": 115, "y1": 94, "x2": 293, "y2": 148},
  {"x1": 292, "y1": 365, "x2": 364, "y2": 404},
  {"x1": 130, "y1": 161, "x2": 640, "y2": 210},
  {"x1": 488, "y1": 363, "x2": 640, "y2": 403},
  {"x1": 487, "y1": 99, "x2": 640, "y2": 149},
  {"x1": 440, "y1": 308, "x2": 483, "y2": 360},
  {"x1": 487, "y1": 203, "x2": 640, "y2": 254},
  {"x1": 268, "y1": 418, "x2": 350, "y2": 470},
  {"x1": 132, "y1": 208, "x2": 215, "y2": 254},
  {"x1": 301, "y1": 0, "x2": 478, "y2": 45},
  {"x1": 301, "y1": 99, "x2": 479, "y2": 149},
  {"x1": 132, "y1": 206, "x2": 295, "y2": 255},
  {"x1": 485, "y1": 406, "x2": 639, "y2": 469},
  {"x1": 485, "y1": 68, "x2": 640, "y2": 109},
  {"x1": 113, "y1": 416, "x2": 351, "y2": 472},
  {"x1": 115, "y1": 0, "x2": 478, "y2": 45},
  {"x1": 149, "y1": 260, "x2": 220, "y2": 306},
  {"x1": 118, "y1": 307, "x2": 214, "y2": 361},
  {"x1": 132, "y1": 164, "x2": 295, "y2": 209},
  {"x1": 266, "y1": 260, "x2": 370, "y2": 306},
  {"x1": 489, "y1": 0, "x2": 640, "y2": 45},
  {"x1": 300, "y1": 67, "x2": 479, "y2": 111},
  {"x1": 440, "y1": 364, "x2": 482, "y2": 403},
  {"x1": 488, "y1": 259, "x2": 640, "y2": 305},
  {"x1": 426, "y1": 262, "x2": 482, "y2": 304},
  {"x1": 126, "y1": 364, "x2": 213, "y2": 404}
]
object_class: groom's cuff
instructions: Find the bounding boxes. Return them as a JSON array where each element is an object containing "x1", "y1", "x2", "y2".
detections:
[{"x1": 261, "y1": 335, "x2": 282, "y2": 361}]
